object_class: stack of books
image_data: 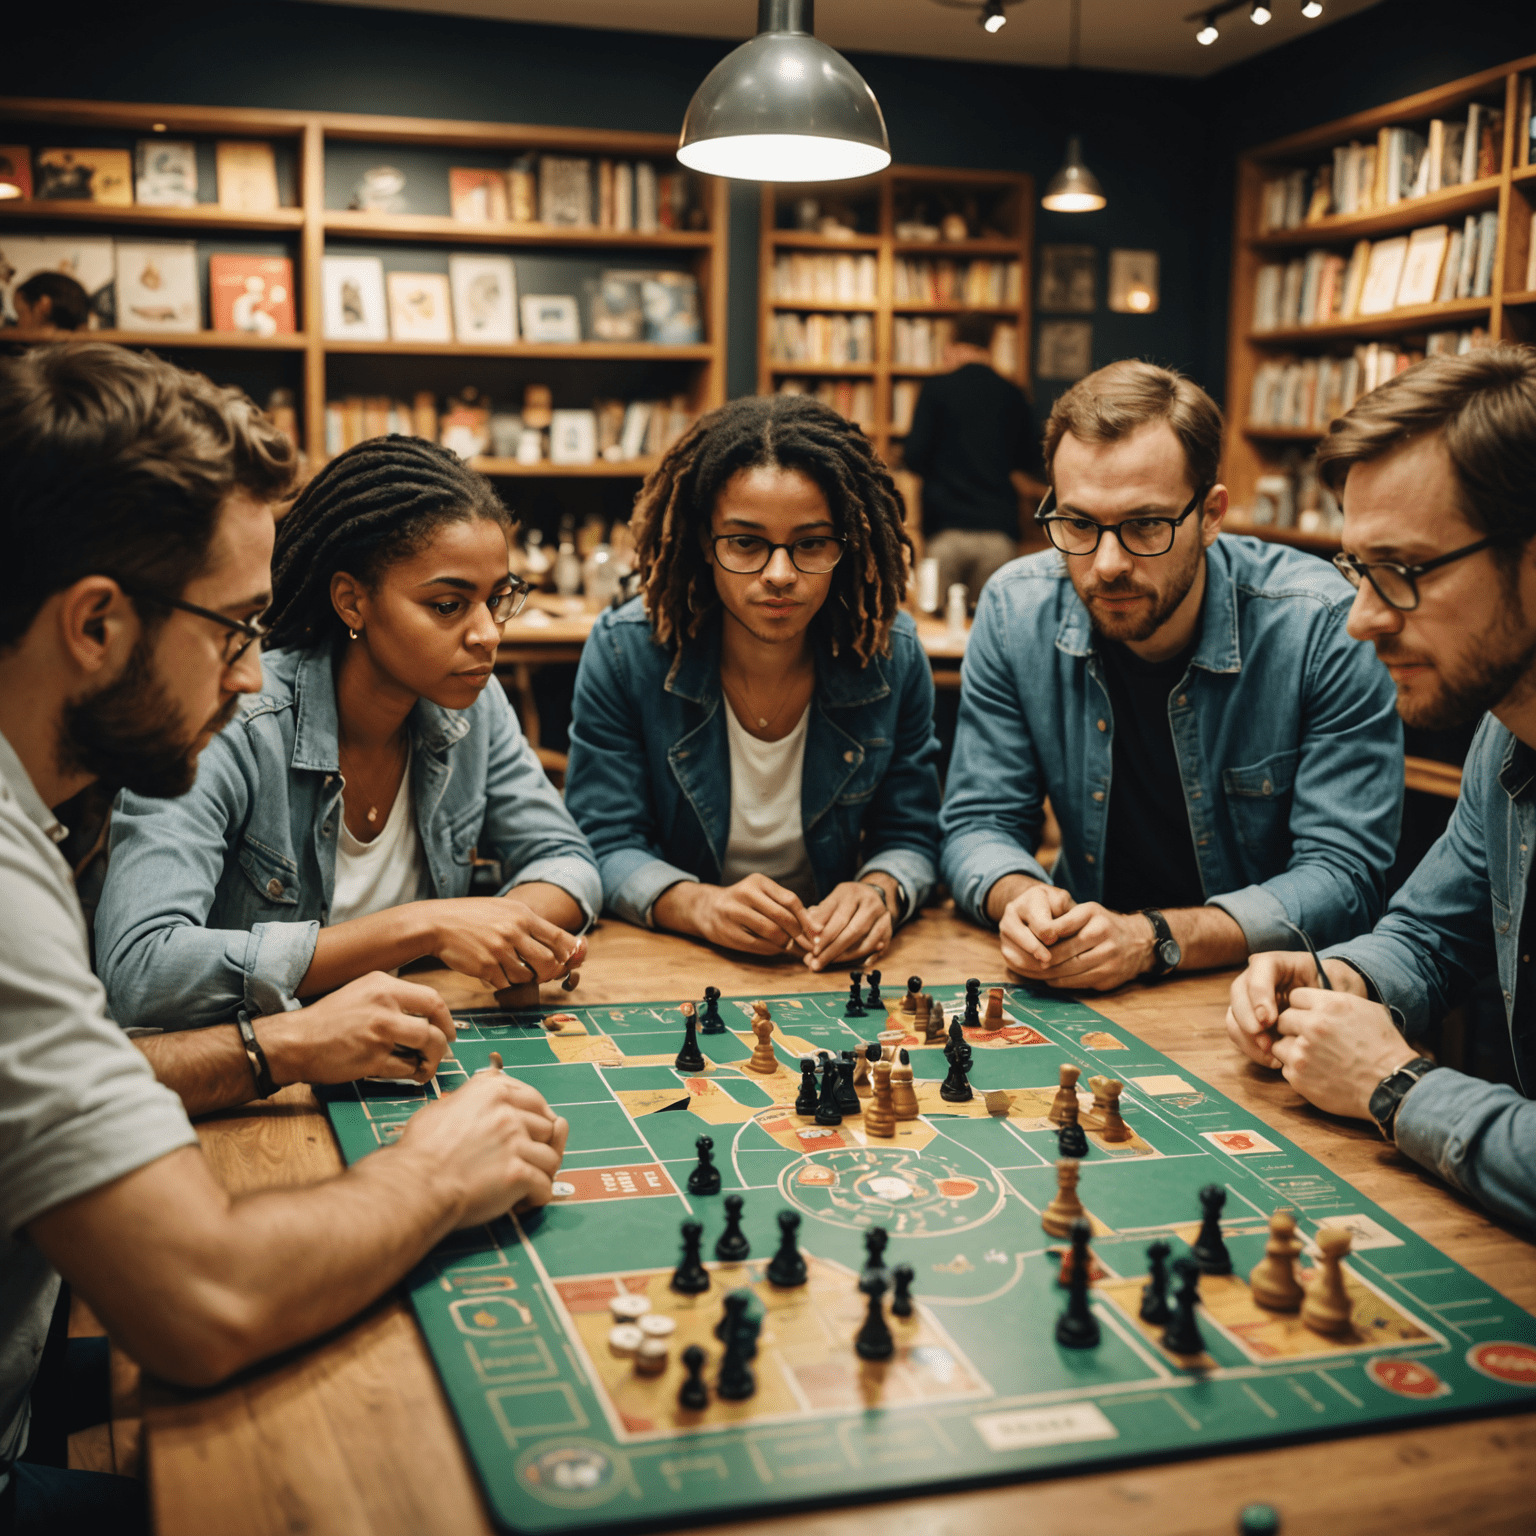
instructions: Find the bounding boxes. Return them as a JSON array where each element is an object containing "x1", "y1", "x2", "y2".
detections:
[
  {"x1": 772, "y1": 252, "x2": 877, "y2": 303},
  {"x1": 769, "y1": 312, "x2": 875, "y2": 365},
  {"x1": 892, "y1": 258, "x2": 1022, "y2": 306}
]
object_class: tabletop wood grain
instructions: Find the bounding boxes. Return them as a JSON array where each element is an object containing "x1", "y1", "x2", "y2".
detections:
[{"x1": 145, "y1": 904, "x2": 1536, "y2": 1535}]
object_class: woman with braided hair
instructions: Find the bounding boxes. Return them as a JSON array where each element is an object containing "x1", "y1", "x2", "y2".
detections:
[
  {"x1": 96, "y1": 436, "x2": 601, "y2": 1030},
  {"x1": 565, "y1": 395, "x2": 941, "y2": 966}
]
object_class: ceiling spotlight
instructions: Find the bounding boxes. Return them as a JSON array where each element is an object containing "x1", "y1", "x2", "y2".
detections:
[
  {"x1": 1196, "y1": 14, "x2": 1219, "y2": 43},
  {"x1": 980, "y1": 0, "x2": 1007, "y2": 31},
  {"x1": 1301, "y1": 0, "x2": 1323, "y2": 15},
  {"x1": 1250, "y1": 1, "x2": 1272, "y2": 22}
]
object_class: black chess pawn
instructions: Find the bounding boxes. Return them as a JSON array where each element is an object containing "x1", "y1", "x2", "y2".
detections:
[
  {"x1": 1162, "y1": 1257, "x2": 1206, "y2": 1356},
  {"x1": 766, "y1": 1209, "x2": 808, "y2": 1288},
  {"x1": 939, "y1": 1047, "x2": 973, "y2": 1103},
  {"x1": 687, "y1": 1134, "x2": 722, "y2": 1196},
  {"x1": 963, "y1": 978, "x2": 982, "y2": 1029},
  {"x1": 717, "y1": 1315, "x2": 759, "y2": 1400},
  {"x1": 905, "y1": 975, "x2": 923, "y2": 1010},
  {"x1": 835, "y1": 1054, "x2": 861, "y2": 1116},
  {"x1": 715, "y1": 1288, "x2": 752, "y2": 1347},
  {"x1": 845, "y1": 970, "x2": 867, "y2": 1017},
  {"x1": 795, "y1": 1056, "x2": 819, "y2": 1116},
  {"x1": 714, "y1": 1193, "x2": 751, "y2": 1262},
  {"x1": 1191, "y1": 1184, "x2": 1233, "y2": 1275},
  {"x1": 671, "y1": 1219, "x2": 710, "y2": 1294},
  {"x1": 947, "y1": 1015, "x2": 974, "y2": 1070},
  {"x1": 860, "y1": 1225, "x2": 890, "y2": 1291},
  {"x1": 814, "y1": 1057, "x2": 843, "y2": 1125},
  {"x1": 678, "y1": 1344, "x2": 709, "y2": 1410},
  {"x1": 1054, "y1": 1218, "x2": 1101, "y2": 1349},
  {"x1": 865, "y1": 970, "x2": 882, "y2": 1009},
  {"x1": 891, "y1": 1263, "x2": 914, "y2": 1318},
  {"x1": 1139, "y1": 1239, "x2": 1172, "y2": 1326},
  {"x1": 699, "y1": 985, "x2": 726, "y2": 1035},
  {"x1": 674, "y1": 1004, "x2": 705, "y2": 1072},
  {"x1": 855, "y1": 1273, "x2": 895, "y2": 1360},
  {"x1": 1055, "y1": 1118, "x2": 1089, "y2": 1157}
]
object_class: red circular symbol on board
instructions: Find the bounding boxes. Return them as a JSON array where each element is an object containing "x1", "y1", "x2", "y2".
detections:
[
  {"x1": 1467, "y1": 1342, "x2": 1536, "y2": 1386},
  {"x1": 936, "y1": 1178, "x2": 979, "y2": 1199},
  {"x1": 1366, "y1": 1357, "x2": 1448, "y2": 1399}
]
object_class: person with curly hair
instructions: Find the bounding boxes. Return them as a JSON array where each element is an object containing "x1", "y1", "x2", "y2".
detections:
[{"x1": 564, "y1": 394, "x2": 941, "y2": 970}]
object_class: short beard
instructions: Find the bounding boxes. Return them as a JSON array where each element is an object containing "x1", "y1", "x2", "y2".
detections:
[
  {"x1": 1075, "y1": 535, "x2": 1202, "y2": 645},
  {"x1": 58, "y1": 633, "x2": 230, "y2": 798}
]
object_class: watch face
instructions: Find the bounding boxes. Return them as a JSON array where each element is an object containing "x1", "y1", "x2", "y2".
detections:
[{"x1": 1159, "y1": 939, "x2": 1181, "y2": 969}]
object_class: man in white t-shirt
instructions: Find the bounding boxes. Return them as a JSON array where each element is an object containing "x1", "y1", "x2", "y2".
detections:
[{"x1": 0, "y1": 344, "x2": 569, "y2": 1531}]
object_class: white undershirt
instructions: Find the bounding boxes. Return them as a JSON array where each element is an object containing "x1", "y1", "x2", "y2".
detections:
[
  {"x1": 330, "y1": 749, "x2": 431, "y2": 925},
  {"x1": 719, "y1": 704, "x2": 817, "y2": 903}
]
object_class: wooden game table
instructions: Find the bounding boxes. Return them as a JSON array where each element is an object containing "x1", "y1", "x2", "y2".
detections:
[{"x1": 141, "y1": 903, "x2": 1536, "y2": 1536}]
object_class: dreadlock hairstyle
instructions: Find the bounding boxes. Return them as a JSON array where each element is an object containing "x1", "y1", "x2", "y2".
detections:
[
  {"x1": 266, "y1": 435, "x2": 512, "y2": 652},
  {"x1": 629, "y1": 394, "x2": 912, "y2": 672}
]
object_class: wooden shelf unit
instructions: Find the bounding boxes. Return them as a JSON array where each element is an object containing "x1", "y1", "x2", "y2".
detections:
[
  {"x1": 1223, "y1": 54, "x2": 1536, "y2": 551},
  {"x1": 0, "y1": 95, "x2": 730, "y2": 476},
  {"x1": 758, "y1": 166, "x2": 1033, "y2": 464}
]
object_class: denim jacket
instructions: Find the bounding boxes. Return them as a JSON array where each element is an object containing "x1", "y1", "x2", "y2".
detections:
[
  {"x1": 563, "y1": 599, "x2": 942, "y2": 928},
  {"x1": 95, "y1": 646, "x2": 602, "y2": 1031},
  {"x1": 1324, "y1": 714, "x2": 1536, "y2": 1233},
  {"x1": 940, "y1": 534, "x2": 1403, "y2": 952}
]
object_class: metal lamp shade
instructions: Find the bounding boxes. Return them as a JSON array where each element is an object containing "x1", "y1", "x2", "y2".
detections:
[
  {"x1": 677, "y1": 0, "x2": 891, "y2": 183},
  {"x1": 1041, "y1": 135, "x2": 1107, "y2": 212}
]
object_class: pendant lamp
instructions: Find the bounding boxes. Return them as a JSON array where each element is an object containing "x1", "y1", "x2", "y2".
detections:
[
  {"x1": 1040, "y1": 0, "x2": 1106, "y2": 213},
  {"x1": 677, "y1": 0, "x2": 891, "y2": 183}
]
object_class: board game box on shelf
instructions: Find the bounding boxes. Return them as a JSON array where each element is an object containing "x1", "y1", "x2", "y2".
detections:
[{"x1": 320, "y1": 976, "x2": 1536, "y2": 1533}]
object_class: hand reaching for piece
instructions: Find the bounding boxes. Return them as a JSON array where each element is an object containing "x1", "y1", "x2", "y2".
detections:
[{"x1": 424, "y1": 896, "x2": 586, "y2": 990}]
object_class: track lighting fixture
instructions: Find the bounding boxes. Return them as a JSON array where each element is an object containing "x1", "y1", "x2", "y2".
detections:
[
  {"x1": 1250, "y1": 1, "x2": 1272, "y2": 23},
  {"x1": 1196, "y1": 14, "x2": 1220, "y2": 43},
  {"x1": 980, "y1": 0, "x2": 1008, "y2": 32}
]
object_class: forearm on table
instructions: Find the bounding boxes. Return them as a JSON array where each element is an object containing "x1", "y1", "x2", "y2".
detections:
[
  {"x1": 135, "y1": 1026, "x2": 259, "y2": 1118},
  {"x1": 652, "y1": 879, "x2": 710, "y2": 938},
  {"x1": 298, "y1": 905, "x2": 437, "y2": 996},
  {"x1": 1165, "y1": 905, "x2": 1249, "y2": 971},
  {"x1": 505, "y1": 881, "x2": 584, "y2": 930}
]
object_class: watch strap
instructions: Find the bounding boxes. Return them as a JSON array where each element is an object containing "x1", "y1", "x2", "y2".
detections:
[
  {"x1": 1141, "y1": 907, "x2": 1178, "y2": 976},
  {"x1": 237, "y1": 1007, "x2": 279, "y2": 1099},
  {"x1": 1370, "y1": 1056, "x2": 1437, "y2": 1141}
]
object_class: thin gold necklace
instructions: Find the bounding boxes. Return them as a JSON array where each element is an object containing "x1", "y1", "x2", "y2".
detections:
[
  {"x1": 340, "y1": 732, "x2": 409, "y2": 826},
  {"x1": 721, "y1": 665, "x2": 808, "y2": 734}
]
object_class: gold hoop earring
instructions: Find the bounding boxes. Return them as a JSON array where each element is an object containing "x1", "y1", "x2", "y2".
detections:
[{"x1": 348, "y1": 627, "x2": 359, "y2": 640}]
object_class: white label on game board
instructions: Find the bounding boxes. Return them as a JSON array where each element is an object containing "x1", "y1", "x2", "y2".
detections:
[
  {"x1": 974, "y1": 1403, "x2": 1117, "y2": 1451},
  {"x1": 1201, "y1": 1128, "x2": 1282, "y2": 1156},
  {"x1": 1320, "y1": 1213, "x2": 1405, "y2": 1250},
  {"x1": 1129, "y1": 1074, "x2": 1197, "y2": 1096}
]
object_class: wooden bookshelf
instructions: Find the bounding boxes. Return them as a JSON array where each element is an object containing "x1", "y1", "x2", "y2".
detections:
[
  {"x1": 0, "y1": 95, "x2": 730, "y2": 477},
  {"x1": 758, "y1": 166, "x2": 1032, "y2": 465},
  {"x1": 1223, "y1": 54, "x2": 1536, "y2": 550}
]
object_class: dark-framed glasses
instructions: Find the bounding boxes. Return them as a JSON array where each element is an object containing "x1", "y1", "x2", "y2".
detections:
[
  {"x1": 124, "y1": 589, "x2": 269, "y2": 667},
  {"x1": 711, "y1": 533, "x2": 846, "y2": 575},
  {"x1": 1332, "y1": 536, "x2": 1500, "y2": 612},
  {"x1": 489, "y1": 578, "x2": 533, "y2": 623},
  {"x1": 1035, "y1": 484, "x2": 1211, "y2": 558}
]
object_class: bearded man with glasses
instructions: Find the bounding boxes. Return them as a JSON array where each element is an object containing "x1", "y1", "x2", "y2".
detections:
[
  {"x1": 1228, "y1": 345, "x2": 1536, "y2": 1233},
  {"x1": 941, "y1": 359, "x2": 1403, "y2": 991}
]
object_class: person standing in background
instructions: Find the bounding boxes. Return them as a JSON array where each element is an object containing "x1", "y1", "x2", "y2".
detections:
[{"x1": 902, "y1": 311, "x2": 1047, "y2": 609}]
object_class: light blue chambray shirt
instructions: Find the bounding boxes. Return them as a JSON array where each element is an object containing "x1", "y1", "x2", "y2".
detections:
[{"x1": 95, "y1": 646, "x2": 601, "y2": 1031}]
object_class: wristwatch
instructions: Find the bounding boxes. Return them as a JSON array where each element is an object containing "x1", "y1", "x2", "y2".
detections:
[
  {"x1": 1141, "y1": 908, "x2": 1181, "y2": 977},
  {"x1": 1368, "y1": 1056, "x2": 1438, "y2": 1142},
  {"x1": 237, "y1": 1007, "x2": 279, "y2": 1100}
]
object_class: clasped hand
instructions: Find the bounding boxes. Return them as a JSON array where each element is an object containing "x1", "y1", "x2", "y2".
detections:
[
  {"x1": 691, "y1": 874, "x2": 892, "y2": 970},
  {"x1": 424, "y1": 896, "x2": 586, "y2": 992},
  {"x1": 1000, "y1": 883, "x2": 1154, "y2": 991}
]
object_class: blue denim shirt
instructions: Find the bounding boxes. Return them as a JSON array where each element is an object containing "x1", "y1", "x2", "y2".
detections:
[
  {"x1": 1324, "y1": 714, "x2": 1536, "y2": 1233},
  {"x1": 564, "y1": 600, "x2": 942, "y2": 928},
  {"x1": 95, "y1": 646, "x2": 602, "y2": 1031},
  {"x1": 940, "y1": 534, "x2": 1403, "y2": 951}
]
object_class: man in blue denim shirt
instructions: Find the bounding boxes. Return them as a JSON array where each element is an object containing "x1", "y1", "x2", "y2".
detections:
[
  {"x1": 942, "y1": 361, "x2": 1402, "y2": 990},
  {"x1": 1229, "y1": 347, "x2": 1536, "y2": 1234}
]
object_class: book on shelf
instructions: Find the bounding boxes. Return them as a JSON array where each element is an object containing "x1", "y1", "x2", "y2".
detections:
[
  {"x1": 35, "y1": 148, "x2": 131, "y2": 205},
  {"x1": 776, "y1": 376, "x2": 876, "y2": 430},
  {"x1": 635, "y1": 162, "x2": 658, "y2": 235},
  {"x1": 772, "y1": 311, "x2": 874, "y2": 365},
  {"x1": 538, "y1": 156, "x2": 591, "y2": 227},
  {"x1": 1358, "y1": 238, "x2": 1409, "y2": 315},
  {"x1": 776, "y1": 251, "x2": 878, "y2": 303},
  {"x1": 216, "y1": 141, "x2": 280, "y2": 213},
  {"x1": 386, "y1": 271, "x2": 454, "y2": 343},
  {"x1": 891, "y1": 256, "x2": 1020, "y2": 306},
  {"x1": 1471, "y1": 208, "x2": 1498, "y2": 298},
  {"x1": 0, "y1": 146, "x2": 31, "y2": 199},
  {"x1": 614, "y1": 161, "x2": 634, "y2": 232},
  {"x1": 134, "y1": 140, "x2": 197, "y2": 207},
  {"x1": 208, "y1": 254, "x2": 295, "y2": 335},
  {"x1": 1395, "y1": 225, "x2": 1450, "y2": 308},
  {"x1": 891, "y1": 379, "x2": 920, "y2": 435},
  {"x1": 990, "y1": 321, "x2": 1019, "y2": 377},
  {"x1": 1435, "y1": 229, "x2": 1463, "y2": 302},
  {"x1": 0, "y1": 235, "x2": 115, "y2": 327},
  {"x1": 115, "y1": 240, "x2": 199, "y2": 332},
  {"x1": 449, "y1": 168, "x2": 508, "y2": 223},
  {"x1": 507, "y1": 156, "x2": 537, "y2": 224}
]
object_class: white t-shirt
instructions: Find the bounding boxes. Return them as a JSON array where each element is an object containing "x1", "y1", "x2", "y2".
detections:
[
  {"x1": 330, "y1": 751, "x2": 431, "y2": 925},
  {"x1": 719, "y1": 704, "x2": 817, "y2": 903}
]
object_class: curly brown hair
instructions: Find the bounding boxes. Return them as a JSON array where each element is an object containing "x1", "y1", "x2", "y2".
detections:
[{"x1": 629, "y1": 394, "x2": 911, "y2": 669}]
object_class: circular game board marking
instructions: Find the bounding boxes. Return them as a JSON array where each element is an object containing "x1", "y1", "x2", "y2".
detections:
[
  {"x1": 1366, "y1": 1357, "x2": 1450, "y2": 1399},
  {"x1": 1467, "y1": 1341, "x2": 1536, "y2": 1387},
  {"x1": 516, "y1": 1440, "x2": 630, "y2": 1508},
  {"x1": 779, "y1": 1146, "x2": 1004, "y2": 1236}
]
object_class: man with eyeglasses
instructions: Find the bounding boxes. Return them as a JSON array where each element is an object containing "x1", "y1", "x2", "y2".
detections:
[
  {"x1": 0, "y1": 345, "x2": 569, "y2": 1531},
  {"x1": 941, "y1": 359, "x2": 1403, "y2": 991},
  {"x1": 1228, "y1": 346, "x2": 1536, "y2": 1232}
]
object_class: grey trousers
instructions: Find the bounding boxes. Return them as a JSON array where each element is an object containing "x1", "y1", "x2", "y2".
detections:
[{"x1": 927, "y1": 528, "x2": 1019, "y2": 609}]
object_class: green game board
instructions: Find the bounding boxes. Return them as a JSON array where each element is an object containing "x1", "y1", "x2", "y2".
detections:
[{"x1": 320, "y1": 984, "x2": 1536, "y2": 1533}]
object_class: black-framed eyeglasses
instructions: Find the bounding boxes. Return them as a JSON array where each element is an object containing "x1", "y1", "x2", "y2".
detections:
[
  {"x1": 124, "y1": 590, "x2": 269, "y2": 667},
  {"x1": 1332, "y1": 536, "x2": 1500, "y2": 612},
  {"x1": 710, "y1": 533, "x2": 847, "y2": 575},
  {"x1": 1035, "y1": 485, "x2": 1212, "y2": 558},
  {"x1": 488, "y1": 579, "x2": 534, "y2": 623}
]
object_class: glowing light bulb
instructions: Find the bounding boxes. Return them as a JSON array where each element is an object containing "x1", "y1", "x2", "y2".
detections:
[
  {"x1": 1196, "y1": 16, "x2": 1220, "y2": 45},
  {"x1": 1251, "y1": 2, "x2": 1272, "y2": 24}
]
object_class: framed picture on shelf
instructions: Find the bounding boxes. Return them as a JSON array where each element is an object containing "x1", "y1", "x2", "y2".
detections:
[
  {"x1": 216, "y1": 141, "x2": 280, "y2": 212},
  {"x1": 640, "y1": 272, "x2": 702, "y2": 344},
  {"x1": 549, "y1": 408, "x2": 598, "y2": 464},
  {"x1": 1108, "y1": 250, "x2": 1160, "y2": 314},
  {"x1": 1395, "y1": 225, "x2": 1451, "y2": 309},
  {"x1": 449, "y1": 168, "x2": 507, "y2": 223},
  {"x1": 1038, "y1": 245, "x2": 1096, "y2": 313},
  {"x1": 448, "y1": 253, "x2": 517, "y2": 344},
  {"x1": 0, "y1": 235, "x2": 115, "y2": 327},
  {"x1": 134, "y1": 140, "x2": 198, "y2": 207},
  {"x1": 1359, "y1": 237, "x2": 1409, "y2": 315},
  {"x1": 1037, "y1": 319, "x2": 1093, "y2": 381},
  {"x1": 0, "y1": 147, "x2": 32, "y2": 199},
  {"x1": 322, "y1": 255, "x2": 388, "y2": 341},
  {"x1": 591, "y1": 270, "x2": 645, "y2": 341},
  {"x1": 36, "y1": 148, "x2": 132, "y2": 205},
  {"x1": 115, "y1": 241, "x2": 200, "y2": 332},
  {"x1": 386, "y1": 271, "x2": 454, "y2": 343},
  {"x1": 520, "y1": 294, "x2": 580, "y2": 343},
  {"x1": 209, "y1": 255, "x2": 296, "y2": 335}
]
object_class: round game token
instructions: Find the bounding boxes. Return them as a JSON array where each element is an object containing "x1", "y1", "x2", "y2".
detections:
[
  {"x1": 607, "y1": 1323, "x2": 643, "y2": 1358},
  {"x1": 634, "y1": 1337, "x2": 670, "y2": 1375},
  {"x1": 638, "y1": 1313, "x2": 676, "y2": 1339},
  {"x1": 610, "y1": 1293, "x2": 652, "y2": 1322}
]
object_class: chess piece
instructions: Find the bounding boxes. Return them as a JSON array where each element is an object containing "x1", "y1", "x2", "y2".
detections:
[
  {"x1": 835, "y1": 1054, "x2": 861, "y2": 1116},
  {"x1": 1139, "y1": 1239, "x2": 1172, "y2": 1326},
  {"x1": 678, "y1": 1344, "x2": 709, "y2": 1410},
  {"x1": 861, "y1": 1226, "x2": 890, "y2": 1292},
  {"x1": 845, "y1": 970, "x2": 867, "y2": 1017},
  {"x1": 1300, "y1": 1227, "x2": 1355, "y2": 1337},
  {"x1": 913, "y1": 992, "x2": 932, "y2": 1035},
  {"x1": 635, "y1": 1336, "x2": 669, "y2": 1375},
  {"x1": 485, "y1": 1051, "x2": 504, "y2": 1073},
  {"x1": 864, "y1": 1051, "x2": 896, "y2": 1138},
  {"x1": 890, "y1": 1263, "x2": 914, "y2": 1318},
  {"x1": 902, "y1": 975, "x2": 922, "y2": 1013},
  {"x1": 1249, "y1": 1210, "x2": 1305, "y2": 1313},
  {"x1": 925, "y1": 1000, "x2": 947, "y2": 1043},
  {"x1": 1089, "y1": 1076, "x2": 1130, "y2": 1143},
  {"x1": 1040, "y1": 1158, "x2": 1086, "y2": 1238},
  {"x1": 1048, "y1": 1063, "x2": 1081, "y2": 1125},
  {"x1": 852, "y1": 1041, "x2": 875, "y2": 1097},
  {"x1": 715, "y1": 1288, "x2": 752, "y2": 1346},
  {"x1": 1055, "y1": 1119, "x2": 1088, "y2": 1158},
  {"x1": 766, "y1": 1210, "x2": 808, "y2": 1288},
  {"x1": 855, "y1": 1273, "x2": 895, "y2": 1361},
  {"x1": 1162, "y1": 1258, "x2": 1206, "y2": 1356},
  {"x1": 865, "y1": 970, "x2": 882, "y2": 1009},
  {"x1": 814, "y1": 1057, "x2": 843, "y2": 1125},
  {"x1": 687, "y1": 1134, "x2": 722, "y2": 1196},
  {"x1": 746, "y1": 1008, "x2": 779, "y2": 1074},
  {"x1": 1191, "y1": 1185, "x2": 1233, "y2": 1274},
  {"x1": 714, "y1": 1194, "x2": 751, "y2": 1263},
  {"x1": 984, "y1": 987, "x2": 1005, "y2": 1027},
  {"x1": 963, "y1": 977, "x2": 981, "y2": 1029},
  {"x1": 671, "y1": 1219, "x2": 710, "y2": 1294},
  {"x1": 1054, "y1": 1219, "x2": 1100, "y2": 1349},
  {"x1": 890, "y1": 1048, "x2": 920, "y2": 1120},
  {"x1": 716, "y1": 1316, "x2": 758, "y2": 1400},
  {"x1": 674, "y1": 1003, "x2": 705, "y2": 1073},
  {"x1": 939, "y1": 1047, "x2": 973, "y2": 1103},
  {"x1": 699, "y1": 985, "x2": 726, "y2": 1034},
  {"x1": 1057, "y1": 1225, "x2": 1095, "y2": 1289},
  {"x1": 795, "y1": 1057, "x2": 819, "y2": 1116},
  {"x1": 945, "y1": 1016, "x2": 973, "y2": 1071}
]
